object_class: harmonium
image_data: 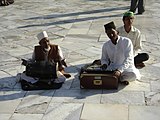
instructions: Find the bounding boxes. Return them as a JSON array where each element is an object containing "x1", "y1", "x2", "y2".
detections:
[{"x1": 79, "y1": 64, "x2": 120, "y2": 89}]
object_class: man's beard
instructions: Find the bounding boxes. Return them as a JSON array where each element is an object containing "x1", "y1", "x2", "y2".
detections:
[{"x1": 44, "y1": 46, "x2": 51, "y2": 52}]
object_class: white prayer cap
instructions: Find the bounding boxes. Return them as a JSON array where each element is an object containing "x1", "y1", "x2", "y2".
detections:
[{"x1": 37, "y1": 31, "x2": 48, "y2": 41}]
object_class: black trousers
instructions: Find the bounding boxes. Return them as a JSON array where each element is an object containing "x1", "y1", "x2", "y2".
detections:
[
  {"x1": 130, "y1": 0, "x2": 145, "y2": 13},
  {"x1": 134, "y1": 53, "x2": 149, "y2": 64}
]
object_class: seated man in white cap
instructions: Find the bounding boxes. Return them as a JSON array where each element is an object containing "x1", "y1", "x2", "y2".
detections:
[
  {"x1": 32, "y1": 31, "x2": 71, "y2": 78},
  {"x1": 17, "y1": 31, "x2": 71, "y2": 88}
]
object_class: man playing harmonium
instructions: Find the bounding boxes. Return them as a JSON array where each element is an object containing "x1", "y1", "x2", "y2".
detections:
[{"x1": 101, "y1": 21, "x2": 141, "y2": 85}]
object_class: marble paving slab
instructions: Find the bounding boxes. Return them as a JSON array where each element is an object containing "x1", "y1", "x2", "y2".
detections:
[
  {"x1": 42, "y1": 103, "x2": 83, "y2": 120},
  {"x1": 51, "y1": 89, "x2": 102, "y2": 103},
  {"x1": 15, "y1": 90, "x2": 55, "y2": 114},
  {"x1": 145, "y1": 92, "x2": 160, "y2": 106},
  {"x1": 0, "y1": 114, "x2": 12, "y2": 120},
  {"x1": 0, "y1": 90, "x2": 26, "y2": 113},
  {"x1": 10, "y1": 114, "x2": 43, "y2": 120},
  {"x1": 118, "y1": 80, "x2": 150, "y2": 92},
  {"x1": 101, "y1": 91, "x2": 145, "y2": 105},
  {"x1": 129, "y1": 105, "x2": 160, "y2": 120},
  {"x1": 150, "y1": 80, "x2": 160, "y2": 92},
  {"x1": 81, "y1": 103, "x2": 128, "y2": 120}
]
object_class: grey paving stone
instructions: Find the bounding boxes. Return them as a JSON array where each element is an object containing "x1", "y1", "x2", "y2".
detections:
[
  {"x1": 63, "y1": 51, "x2": 89, "y2": 64},
  {"x1": 69, "y1": 58, "x2": 97, "y2": 69},
  {"x1": 139, "y1": 65, "x2": 160, "y2": 82},
  {"x1": 101, "y1": 91, "x2": 145, "y2": 105},
  {"x1": 0, "y1": 71, "x2": 11, "y2": 79},
  {"x1": 0, "y1": 52, "x2": 18, "y2": 63},
  {"x1": 129, "y1": 105, "x2": 160, "y2": 120},
  {"x1": 0, "y1": 60, "x2": 22, "y2": 71},
  {"x1": 77, "y1": 48, "x2": 101, "y2": 58},
  {"x1": 81, "y1": 103, "x2": 128, "y2": 120},
  {"x1": 1, "y1": 44, "x2": 32, "y2": 57},
  {"x1": 51, "y1": 89, "x2": 102, "y2": 103},
  {"x1": 64, "y1": 34, "x2": 99, "y2": 43},
  {"x1": 10, "y1": 114, "x2": 43, "y2": 120},
  {"x1": 60, "y1": 78, "x2": 74, "y2": 90},
  {"x1": 98, "y1": 37, "x2": 109, "y2": 42},
  {"x1": 60, "y1": 66, "x2": 79, "y2": 90},
  {"x1": 118, "y1": 80, "x2": 150, "y2": 92},
  {"x1": 15, "y1": 90, "x2": 55, "y2": 114},
  {"x1": 152, "y1": 62, "x2": 160, "y2": 68},
  {"x1": 145, "y1": 92, "x2": 160, "y2": 106},
  {"x1": 0, "y1": 76, "x2": 17, "y2": 89},
  {"x1": 0, "y1": 90, "x2": 26, "y2": 113},
  {"x1": 2, "y1": 65, "x2": 25, "y2": 76},
  {"x1": 0, "y1": 114, "x2": 12, "y2": 120},
  {"x1": 68, "y1": 28, "x2": 89, "y2": 34},
  {"x1": 150, "y1": 80, "x2": 160, "y2": 92},
  {"x1": 42, "y1": 103, "x2": 83, "y2": 120},
  {"x1": 0, "y1": 70, "x2": 19, "y2": 89},
  {"x1": 59, "y1": 41, "x2": 90, "y2": 51},
  {"x1": 70, "y1": 77, "x2": 81, "y2": 90},
  {"x1": 72, "y1": 21, "x2": 92, "y2": 29}
]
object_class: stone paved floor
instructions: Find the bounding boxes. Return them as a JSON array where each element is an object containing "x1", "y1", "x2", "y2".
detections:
[{"x1": 0, "y1": 0, "x2": 160, "y2": 120}]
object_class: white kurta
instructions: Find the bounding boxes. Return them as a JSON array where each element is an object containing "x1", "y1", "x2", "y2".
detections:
[
  {"x1": 117, "y1": 26, "x2": 142, "y2": 56},
  {"x1": 101, "y1": 36, "x2": 141, "y2": 81}
]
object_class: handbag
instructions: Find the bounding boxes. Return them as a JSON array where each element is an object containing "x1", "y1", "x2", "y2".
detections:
[{"x1": 25, "y1": 62, "x2": 57, "y2": 79}]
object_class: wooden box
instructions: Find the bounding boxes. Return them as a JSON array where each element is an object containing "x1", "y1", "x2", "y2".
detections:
[{"x1": 80, "y1": 72, "x2": 119, "y2": 89}]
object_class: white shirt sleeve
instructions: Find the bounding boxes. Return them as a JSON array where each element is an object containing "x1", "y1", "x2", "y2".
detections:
[
  {"x1": 101, "y1": 43, "x2": 110, "y2": 65},
  {"x1": 58, "y1": 46, "x2": 64, "y2": 60},
  {"x1": 118, "y1": 26, "x2": 142, "y2": 56},
  {"x1": 134, "y1": 30, "x2": 142, "y2": 55},
  {"x1": 118, "y1": 39, "x2": 134, "y2": 73},
  {"x1": 31, "y1": 49, "x2": 36, "y2": 62}
]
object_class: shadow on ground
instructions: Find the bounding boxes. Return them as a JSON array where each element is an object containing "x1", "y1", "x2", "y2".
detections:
[{"x1": 18, "y1": 6, "x2": 129, "y2": 28}]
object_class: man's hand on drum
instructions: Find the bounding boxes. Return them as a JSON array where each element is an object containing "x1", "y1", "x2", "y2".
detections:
[
  {"x1": 100, "y1": 64, "x2": 108, "y2": 70},
  {"x1": 113, "y1": 69, "x2": 121, "y2": 77}
]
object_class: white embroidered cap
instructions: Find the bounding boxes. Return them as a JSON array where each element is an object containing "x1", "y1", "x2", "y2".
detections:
[{"x1": 37, "y1": 31, "x2": 48, "y2": 41}]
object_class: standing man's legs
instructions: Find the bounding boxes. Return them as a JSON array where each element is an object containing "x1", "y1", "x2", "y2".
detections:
[
  {"x1": 138, "y1": 0, "x2": 145, "y2": 14},
  {"x1": 130, "y1": 0, "x2": 138, "y2": 13}
]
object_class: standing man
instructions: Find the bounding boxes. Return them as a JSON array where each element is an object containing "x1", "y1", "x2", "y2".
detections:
[
  {"x1": 101, "y1": 21, "x2": 141, "y2": 85},
  {"x1": 117, "y1": 11, "x2": 149, "y2": 68},
  {"x1": 130, "y1": 0, "x2": 145, "y2": 14}
]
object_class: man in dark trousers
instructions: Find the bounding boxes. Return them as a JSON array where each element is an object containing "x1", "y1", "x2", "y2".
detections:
[
  {"x1": 117, "y1": 11, "x2": 149, "y2": 68},
  {"x1": 130, "y1": 0, "x2": 145, "y2": 14},
  {"x1": 0, "y1": 0, "x2": 14, "y2": 6}
]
